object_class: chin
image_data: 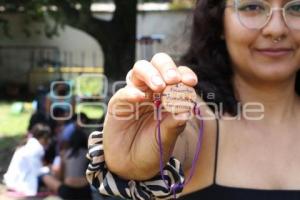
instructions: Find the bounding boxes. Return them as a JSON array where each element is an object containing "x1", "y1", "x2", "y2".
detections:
[
  {"x1": 251, "y1": 57, "x2": 298, "y2": 76},
  {"x1": 251, "y1": 68, "x2": 296, "y2": 83}
]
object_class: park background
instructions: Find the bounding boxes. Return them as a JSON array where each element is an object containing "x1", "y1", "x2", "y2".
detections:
[{"x1": 0, "y1": 0, "x2": 195, "y2": 199}]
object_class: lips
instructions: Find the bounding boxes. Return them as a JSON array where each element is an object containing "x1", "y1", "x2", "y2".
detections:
[{"x1": 255, "y1": 48, "x2": 293, "y2": 57}]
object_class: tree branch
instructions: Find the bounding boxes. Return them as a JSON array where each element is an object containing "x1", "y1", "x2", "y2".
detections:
[{"x1": 52, "y1": 0, "x2": 110, "y2": 41}]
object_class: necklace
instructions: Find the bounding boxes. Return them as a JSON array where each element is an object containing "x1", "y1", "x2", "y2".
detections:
[{"x1": 154, "y1": 83, "x2": 205, "y2": 199}]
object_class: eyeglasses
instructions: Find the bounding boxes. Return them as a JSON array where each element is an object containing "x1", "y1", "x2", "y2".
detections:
[{"x1": 226, "y1": 0, "x2": 300, "y2": 30}]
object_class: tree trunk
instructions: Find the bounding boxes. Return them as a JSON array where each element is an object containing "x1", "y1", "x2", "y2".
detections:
[
  {"x1": 98, "y1": 0, "x2": 138, "y2": 81},
  {"x1": 57, "y1": 0, "x2": 138, "y2": 81},
  {"x1": 100, "y1": 34, "x2": 136, "y2": 81}
]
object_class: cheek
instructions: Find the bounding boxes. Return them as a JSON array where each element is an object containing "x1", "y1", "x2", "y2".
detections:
[
  {"x1": 292, "y1": 33, "x2": 300, "y2": 71},
  {"x1": 224, "y1": 10, "x2": 257, "y2": 72}
]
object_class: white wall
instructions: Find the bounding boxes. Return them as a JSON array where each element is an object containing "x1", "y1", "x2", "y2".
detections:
[
  {"x1": 0, "y1": 10, "x2": 192, "y2": 86},
  {"x1": 136, "y1": 10, "x2": 192, "y2": 61},
  {"x1": 0, "y1": 14, "x2": 103, "y2": 84},
  {"x1": 0, "y1": 14, "x2": 103, "y2": 67}
]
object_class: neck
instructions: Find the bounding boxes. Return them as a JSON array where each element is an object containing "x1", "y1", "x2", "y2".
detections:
[{"x1": 233, "y1": 74, "x2": 299, "y2": 125}]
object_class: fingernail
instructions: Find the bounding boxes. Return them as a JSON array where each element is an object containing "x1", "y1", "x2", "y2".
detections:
[
  {"x1": 183, "y1": 74, "x2": 197, "y2": 82},
  {"x1": 151, "y1": 75, "x2": 164, "y2": 86},
  {"x1": 166, "y1": 69, "x2": 178, "y2": 80}
]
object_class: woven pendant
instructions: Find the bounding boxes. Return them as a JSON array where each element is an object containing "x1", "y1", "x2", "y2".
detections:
[{"x1": 161, "y1": 82, "x2": 197, "y2": 113}]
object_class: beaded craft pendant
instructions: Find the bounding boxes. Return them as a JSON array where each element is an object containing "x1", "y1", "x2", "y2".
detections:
[{"x1": 161, "y1": 82, "x2": 197, "y2": 113}]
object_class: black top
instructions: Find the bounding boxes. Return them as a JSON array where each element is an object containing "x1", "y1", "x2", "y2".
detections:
[{"x1": 179, "y1": 120, "x2": 300, "y2": 200}]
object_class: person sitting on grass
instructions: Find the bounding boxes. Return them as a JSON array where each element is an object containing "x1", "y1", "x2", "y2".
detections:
[
  {"x1": 3, "y1": 123, "x2": 51, "y2": 196},
  {"x1": 41, "y1": 128, "x2": 92, "y2": 200}
]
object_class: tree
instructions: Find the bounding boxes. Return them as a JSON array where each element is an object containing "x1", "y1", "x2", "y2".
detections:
[{"x1": 0, "y1": 0, "x2": 166, "y2": 81}]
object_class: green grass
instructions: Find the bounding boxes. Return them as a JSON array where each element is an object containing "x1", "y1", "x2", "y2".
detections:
[
  {"x1": 77, "y1": 103, "x2": 105, "y2": 119},
  {"x1": 0, "y1": 78, "x2": 106, "y2": 176},
  {"x1": 0, "y1": 101, "x2": 105, "y2": 137},
  {"x1": 0, "y1": 73, "x2": 105, "y2": 135},
  {"x1": 0, "y1": 102, "x2": 28, "y2": 175},
  {"x1": 0, "y1": 100, "x2": 105, "y2": 176},
  {"x1": 0, "y1": 102, "x2": 31, "y2": 137},
  {"x1": 75, "y1": 75, "x2": 105, "y2": 97}
]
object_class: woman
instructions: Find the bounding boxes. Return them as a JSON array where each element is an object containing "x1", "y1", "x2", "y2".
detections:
[
  {"x1": 4, "y1": 123, "x2": 51, "y2": 196},
  {"x1": 42, "y1": 129, "x2": 92, "y2": 200},
  {"x1": 87, "y1": 0, "x2": 300, "y2": 199}
]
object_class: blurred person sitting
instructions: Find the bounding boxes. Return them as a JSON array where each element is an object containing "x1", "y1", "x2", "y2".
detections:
[
  {"x1": 44, "y1": 107, "x2": 71, "y2": 177},
  {"x1": 28, "y1": 111, "x2": 49, "y2": 133},
  {"x1": 48, "y1": 112, "x2": 89, "y2": 182},
  {"x1": 42, "y1": 107, "x2": 66, "y2": 165},
  {"x1": 42, "y1": 128, "x2": 92, "y2": 200},
  {"x1": 3, "y1": 123, "x2": 51, "y2": 196},
  {"x1": 61, "y1": 112, "x2": 89, "y2": 143}
]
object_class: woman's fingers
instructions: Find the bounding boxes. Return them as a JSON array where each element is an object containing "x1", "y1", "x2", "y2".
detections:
[
  {"x1": 130, "y1": 60, "x2": 166, "y2": 92},
  {"x1": 125, "y1": 53, "x2": 198, "y2": 102},
  {"x1": 151, "y1": 53, "x2": 181, "y2": 84},
  {"x1": 177, "y1": 66, "x2": 198, "y2": 86},
  {"x1": 103, "y1": 54, "x2": 199, "y2": 180}
]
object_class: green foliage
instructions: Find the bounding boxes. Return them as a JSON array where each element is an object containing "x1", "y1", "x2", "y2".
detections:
[
  {"x1": 0, "y1": 0, "x2": 90, "y2": 38},
  {"x1": 0, "y1": 18, "x2": 11, "y2": 38}
]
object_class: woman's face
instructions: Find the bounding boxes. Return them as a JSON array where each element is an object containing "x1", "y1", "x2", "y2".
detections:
[{"x1": 224, "y1": 0, "x2": 300, "y2": 83}]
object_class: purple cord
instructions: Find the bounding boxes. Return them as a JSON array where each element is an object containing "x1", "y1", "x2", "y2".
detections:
[{"x1": 156, "y1": 101, "x2": 204, "y2": 199}]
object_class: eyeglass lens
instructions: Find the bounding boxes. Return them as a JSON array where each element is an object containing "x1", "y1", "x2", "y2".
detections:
[{"x1": 235, "y1": 0, "x2": 300, "y2": 29}]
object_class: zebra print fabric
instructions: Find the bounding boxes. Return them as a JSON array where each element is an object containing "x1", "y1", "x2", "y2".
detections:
[{"x1": 86, "y1": 131, "x2": 184, "y2": 200}]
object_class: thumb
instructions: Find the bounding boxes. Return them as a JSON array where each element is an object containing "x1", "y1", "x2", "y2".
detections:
[{"x1": 157, "y1": 111, "x2": 191, "y2": 153}]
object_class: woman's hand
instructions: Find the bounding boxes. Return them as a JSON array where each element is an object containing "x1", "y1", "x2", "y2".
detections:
[{"x1": 103, "y1": 53, "x2": 198, "y2": 180}]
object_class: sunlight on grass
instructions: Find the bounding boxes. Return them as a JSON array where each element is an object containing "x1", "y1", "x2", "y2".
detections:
[
  {"x1": 0, "y1": 76, "x2": 105, "y2": 137},
  {"x1": 0, "y1": 101, "x2": 105, "y2": 137},
  {"x1": 75, "y1": 74, "x2": 105, "y2": 98},
  {"x1": 77, "y1": 103, "x2": 105, "y2": 119},
  {"x1": 0, "y1": 102, "x2": 31, "y2": 137}
]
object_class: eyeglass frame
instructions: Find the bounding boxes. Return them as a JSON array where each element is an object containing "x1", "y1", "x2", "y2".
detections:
[{"x1": 225, "y1": 0, "x2": 300, "y2": 30}]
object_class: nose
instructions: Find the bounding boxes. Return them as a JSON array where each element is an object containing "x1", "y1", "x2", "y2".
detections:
[{"x1": 262, "y1": 9, "x2": 289, "y2": 40}]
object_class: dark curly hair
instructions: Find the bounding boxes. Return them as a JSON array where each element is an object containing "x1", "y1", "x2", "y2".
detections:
[
  {"x1": 181, "y1": 0, "x2": 300, "y2": 116},
  {"x1": 68, "y1": 128, "x2": 88, "y2": 158}
]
